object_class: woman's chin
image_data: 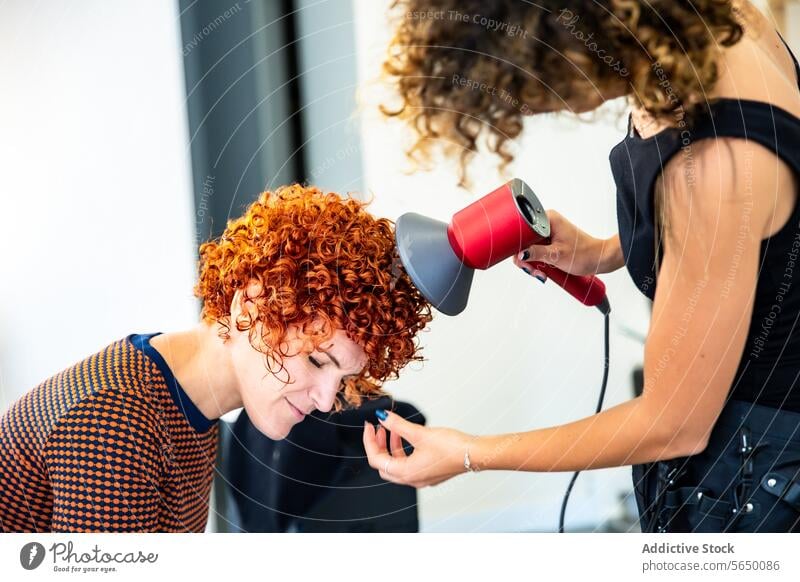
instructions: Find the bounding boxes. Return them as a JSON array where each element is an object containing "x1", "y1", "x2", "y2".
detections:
[{"x1": 251, "y1": 418, "x2": 293, "y2": 441}]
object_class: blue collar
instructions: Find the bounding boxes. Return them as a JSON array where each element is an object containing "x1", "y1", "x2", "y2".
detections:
[{"x1": 128, "y1": 333, "x2": 217, "y2": 433}]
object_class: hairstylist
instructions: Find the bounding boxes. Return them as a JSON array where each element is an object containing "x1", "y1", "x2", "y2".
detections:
[{"x1": 363, "y1": 0, "x2": 800, "y2": 532}]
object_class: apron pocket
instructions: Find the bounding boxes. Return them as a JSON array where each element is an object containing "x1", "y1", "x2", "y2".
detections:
[
  {"x1": 754, "y1": 453, "x2": 800, "y2": 531},
  {"x1": 661, "y1": 486, "x2": 733, "y2": 532}
]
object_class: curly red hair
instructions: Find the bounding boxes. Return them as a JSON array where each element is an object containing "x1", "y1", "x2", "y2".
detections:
[{"x1": 194, "y1": 184, "x2": 432, "y2": 408}]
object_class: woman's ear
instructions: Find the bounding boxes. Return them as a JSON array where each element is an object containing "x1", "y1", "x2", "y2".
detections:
[{"x1": 229, "y1": 288, "x2": 244, "y2": 321}]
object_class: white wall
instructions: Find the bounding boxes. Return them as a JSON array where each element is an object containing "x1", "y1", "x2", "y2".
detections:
[
  {"x1": 786, "y1": 3, "x2": 800, "y2": 46},
  {"x1": 354, "y1": 0, "x2": 652, "y2": 531},
  {"x1": 0, "y1": 1, "x2": 197, "y2": 409}
]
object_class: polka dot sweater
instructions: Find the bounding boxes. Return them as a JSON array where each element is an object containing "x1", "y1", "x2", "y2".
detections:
[{"x1": 0, "y1": 333, "x2": 218, "y2": 532}]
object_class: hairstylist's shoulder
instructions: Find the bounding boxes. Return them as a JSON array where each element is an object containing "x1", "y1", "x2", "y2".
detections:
[
  {"x1": 711, "y1": 14, "x2": 800, "y2": 118},
  {"x1": 662, "y1": 136, "x2": 779, "y2": 247}
]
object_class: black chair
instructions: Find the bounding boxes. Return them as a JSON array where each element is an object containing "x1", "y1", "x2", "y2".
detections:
[{"x1": 214, "y1": 396, "x2": 424, "y2": 532}]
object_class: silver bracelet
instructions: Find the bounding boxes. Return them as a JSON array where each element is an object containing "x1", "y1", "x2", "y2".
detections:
[{"x1": 463, "y1": 437, "x2": 479, "y2": 472}]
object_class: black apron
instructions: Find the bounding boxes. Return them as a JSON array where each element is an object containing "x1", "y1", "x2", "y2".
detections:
[{"x1": 632, "y1": 399, "x2": 800, "y2": 532}]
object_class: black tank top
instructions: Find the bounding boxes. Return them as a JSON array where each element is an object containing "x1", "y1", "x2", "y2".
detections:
[{"x1": 610, "y1": 34, "x2": 800, "y2": 412}]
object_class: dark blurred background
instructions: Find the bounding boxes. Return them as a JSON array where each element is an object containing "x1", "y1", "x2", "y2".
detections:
[{"x1": 179, "y1": 0, "x2": 363, "y2": 244}]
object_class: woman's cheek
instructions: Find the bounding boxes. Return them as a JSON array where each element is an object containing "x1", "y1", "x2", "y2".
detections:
[{"x1": 239, "y1": 383, "x2": 290, "y2": 440}]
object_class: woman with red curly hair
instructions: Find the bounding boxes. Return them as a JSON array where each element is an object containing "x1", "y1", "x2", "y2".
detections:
[
  {"x1": 363, "y1": 0, "x2": 800, "y2": 532},
  {"x1": 0, "y1": 184, "x2": 431, "y2": 532}
]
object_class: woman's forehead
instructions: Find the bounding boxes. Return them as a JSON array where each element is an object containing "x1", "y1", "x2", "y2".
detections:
[{"x1": 324, "y1": 330, "x2": 367, "y2": 363}]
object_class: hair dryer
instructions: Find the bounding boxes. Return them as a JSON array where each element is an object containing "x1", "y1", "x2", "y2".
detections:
[{"x1": 394, "y1": 178, "x2": 610, "y2": 315}]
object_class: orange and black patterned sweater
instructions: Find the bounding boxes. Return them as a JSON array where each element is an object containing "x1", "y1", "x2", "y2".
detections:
[{"x1": 0, "y1": 333, "x2": 218, "y2": 532}]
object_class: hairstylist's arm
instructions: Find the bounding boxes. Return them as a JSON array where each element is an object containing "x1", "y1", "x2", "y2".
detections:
[
  {"x1": 512, "y1": 210, "x2": 624, "y2": 279},
  {"x1": 364, "y1": 138, "x2": 769, "y2": 488}
]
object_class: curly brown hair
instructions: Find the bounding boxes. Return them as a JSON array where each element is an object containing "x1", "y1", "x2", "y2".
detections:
[
  {"x1": 194, "y1": 184, "x2": 432, "y2": 409},
  {"x1": 383, "y1": 0, "x2": 744, "y2": 181}
]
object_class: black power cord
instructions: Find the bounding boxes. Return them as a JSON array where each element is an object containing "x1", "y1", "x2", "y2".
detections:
[{"x1": 558, "y1": 298, "x2": 611, "y2": 533}]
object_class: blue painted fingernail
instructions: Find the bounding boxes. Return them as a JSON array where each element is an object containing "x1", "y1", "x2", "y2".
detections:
[
  {"x1": 521, "y1": 267, "x2": 531, "y2": 275},
  {"x1": 521, "y1": 250, "x2": 530, "y2": 261},
  {"x1": 375, "y1": 409, "x2": 388, "y2": 421},
  {"x1": 534, "y1": 274, "x2": 546, "y2": 283}
]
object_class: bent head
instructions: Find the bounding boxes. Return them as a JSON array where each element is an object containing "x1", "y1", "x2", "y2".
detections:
[
  {"x1": 227, "y1": 310, "x2": 368, "y2": 439},
  {"x1": 195, "y1": 184, "x2": 432, "y2": 439}
]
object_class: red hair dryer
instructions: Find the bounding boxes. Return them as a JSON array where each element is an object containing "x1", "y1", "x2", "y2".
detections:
[{"x1": 395, "y1": 178, "x2": 610, "y2": 316}]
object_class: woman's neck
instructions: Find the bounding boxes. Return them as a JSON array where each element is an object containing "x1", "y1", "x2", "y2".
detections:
[{"x1": 149, "y1": 322, "x2": 243, "y2": 421}]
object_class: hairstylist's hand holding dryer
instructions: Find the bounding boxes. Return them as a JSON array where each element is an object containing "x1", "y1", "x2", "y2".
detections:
[{"x1": 512, "y1": 209, "x2": 624, "y2": 282}]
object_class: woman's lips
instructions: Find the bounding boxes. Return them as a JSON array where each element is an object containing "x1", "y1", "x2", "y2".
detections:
[{"x1": 285, "y1": 398, "x2": 305, "y2": 421}]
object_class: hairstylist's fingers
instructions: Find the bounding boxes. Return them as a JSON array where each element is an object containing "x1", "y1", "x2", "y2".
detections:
[
  {"x1": 362, "y1": 421, "x2": 375, "y2": 453},
  {"x1": 363, "y1": 421, "x2": 387, "y2": 456},
  {"x1": 513, "y1": 255, "x2": 549, "y2": 282},
  {"x1": 363, "y1": 422, "x2": 391, "y2": 470},
  {"x1": 376, "y1": 425, "x2": 387, "y2": 451},
  {"x1": 514, "y1": 247, "x2": 550, "y2": 281},
  {"x1": 527, "y1": 261, "x2": 549, "y2": 282},
  {"x1": 513, "y1": 246, "x2": 537, "y2": 268},
  {"x1": 389, "y1": 428, "x2": 407, "y2": 458},
  {"x1": 378, "y1": 454, "x2": 411, "y2": 485},
  {"x1": 374, "y1": 409, "x2": 421, "y2": 445}
]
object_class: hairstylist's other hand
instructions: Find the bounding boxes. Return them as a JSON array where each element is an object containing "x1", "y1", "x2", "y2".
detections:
[
  {"x1": 362, "y1": 410, "x2": 471, "y2": 488},
  {"x1": 512, "y1": 209, "x2": 612, "y2": 281}
]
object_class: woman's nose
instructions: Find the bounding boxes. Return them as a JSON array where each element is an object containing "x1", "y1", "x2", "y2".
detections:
[{"x1": 310, "y1": 378, "x2": 340, "y2": 413}]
